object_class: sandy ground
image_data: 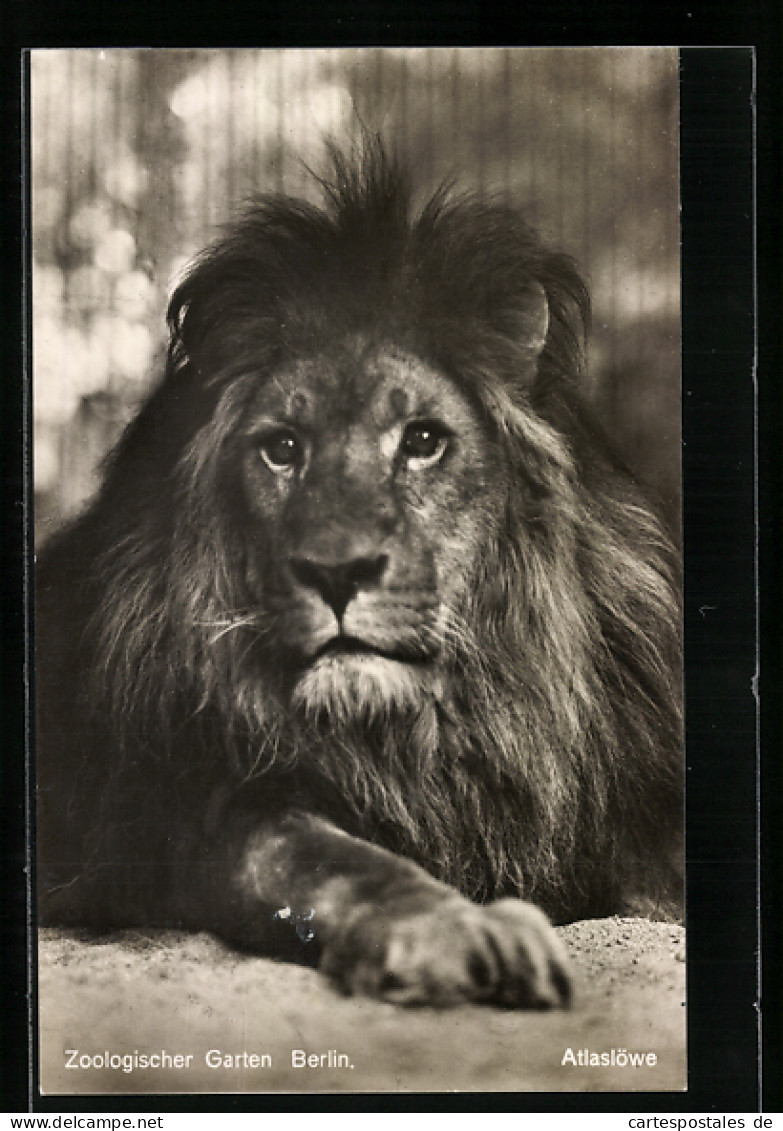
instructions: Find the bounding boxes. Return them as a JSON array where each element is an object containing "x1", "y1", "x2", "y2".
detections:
[{"x1": 38, "y1": 917, "x2": 685, "y2": 1096}]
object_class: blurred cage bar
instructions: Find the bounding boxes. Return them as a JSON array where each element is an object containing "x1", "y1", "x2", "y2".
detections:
[{"x1": 31, "y1": 47, "x2": 681, "y2": 542}]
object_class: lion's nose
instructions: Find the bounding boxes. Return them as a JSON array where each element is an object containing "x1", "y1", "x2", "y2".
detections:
[{"x1": 289, "y1": 553, "x2": 389, "y2": 621}]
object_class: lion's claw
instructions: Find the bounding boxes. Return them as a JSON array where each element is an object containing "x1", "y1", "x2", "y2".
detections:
[{"x1": 321, "y1": 894, "x2": 571, "y2": 1009}]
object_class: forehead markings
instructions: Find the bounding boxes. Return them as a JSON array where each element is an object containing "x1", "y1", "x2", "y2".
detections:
[
  {"x1": 289, "y1": 391, "x2": 308, "y2": 417},
  {"x1": 253, "y1": 349, "x2": 473, "y2": 442},
  {"x1": 372, "y1": 350, "x2": 462, "y2": 412},
  {"x1": 248, "y1": 369, "x2": 314, "y2": 427},
  {"x1": 389, "y1": 387, "x2": 409, "y2": 417}
]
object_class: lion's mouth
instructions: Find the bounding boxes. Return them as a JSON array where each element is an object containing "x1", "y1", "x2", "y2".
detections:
[
  {"x1": 310, "y1": 635, "x2": 433, "y2": 666},
  {"x1": 291, "y1": 633, "x2": 439, "y2": 720}
]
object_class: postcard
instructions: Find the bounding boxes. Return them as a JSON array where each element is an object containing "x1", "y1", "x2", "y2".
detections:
[{"x1": 32, "y1": 47, "x2": 687, "y2": 1096}]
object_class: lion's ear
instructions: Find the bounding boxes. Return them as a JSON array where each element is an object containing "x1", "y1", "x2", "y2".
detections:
[{"x1": 499, "y1": 282, "x2": 550, "y2": 385}]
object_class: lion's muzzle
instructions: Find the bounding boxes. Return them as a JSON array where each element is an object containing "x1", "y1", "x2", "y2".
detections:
[{"x1": 288, "y1": 551, "x2": 390, "y2": 621}]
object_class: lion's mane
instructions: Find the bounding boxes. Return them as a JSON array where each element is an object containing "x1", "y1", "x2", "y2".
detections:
[{"x1": 37, "y1": 145, "x2": 683, "y2": 927}]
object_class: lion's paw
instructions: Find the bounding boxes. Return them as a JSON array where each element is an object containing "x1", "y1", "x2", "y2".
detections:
[{"x1": 320, "y1": 894, "x2": 572, "y2": 1009}]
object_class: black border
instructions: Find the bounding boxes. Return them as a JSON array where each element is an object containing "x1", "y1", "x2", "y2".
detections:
[
  {"x1": 3, "y1": 9, "x2": 779, "y2": 1115},
  {"x1": 680, "y1": 47, "x2": 759, "y2": 1108},
  {"x1": 755, "y1": 20, "x2": 783, "y2": 1117}
]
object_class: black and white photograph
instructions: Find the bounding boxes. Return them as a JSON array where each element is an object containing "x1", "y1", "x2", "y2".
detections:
[{"x1": 33, "y1": 47, "x2": 686, "y2": 1095}]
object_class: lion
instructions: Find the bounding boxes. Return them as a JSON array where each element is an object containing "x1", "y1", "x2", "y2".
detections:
[{"x1": 36, "y1": 144, "x2": 683, "y2": 1009}]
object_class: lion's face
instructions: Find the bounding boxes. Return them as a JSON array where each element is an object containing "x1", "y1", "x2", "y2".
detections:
[{"x1": 237, "y1": 340, "x2": 505, "y2": 720}]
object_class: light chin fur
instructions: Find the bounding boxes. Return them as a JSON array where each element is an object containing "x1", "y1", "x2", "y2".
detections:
[{"x1": 291, "y1": 653, "x2": 433, "y2": 724}]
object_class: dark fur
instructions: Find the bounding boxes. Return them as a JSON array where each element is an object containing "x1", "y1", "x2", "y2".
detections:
[{"x1": 37, "y1": 146, "x2": 682, "y2": 1004}]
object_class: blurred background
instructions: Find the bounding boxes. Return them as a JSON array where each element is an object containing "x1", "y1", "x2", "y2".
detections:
[{"x1": 31, "y1": 48, "x2": 681, "y2": 542}]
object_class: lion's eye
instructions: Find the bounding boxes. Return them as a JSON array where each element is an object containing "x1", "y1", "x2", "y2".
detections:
[
  {"x1": 400, "y1": 421, "x2": 450, "y2": 469},
  {"x1": 258, "y1": 429, "x2": 302, "y2": 473}
]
